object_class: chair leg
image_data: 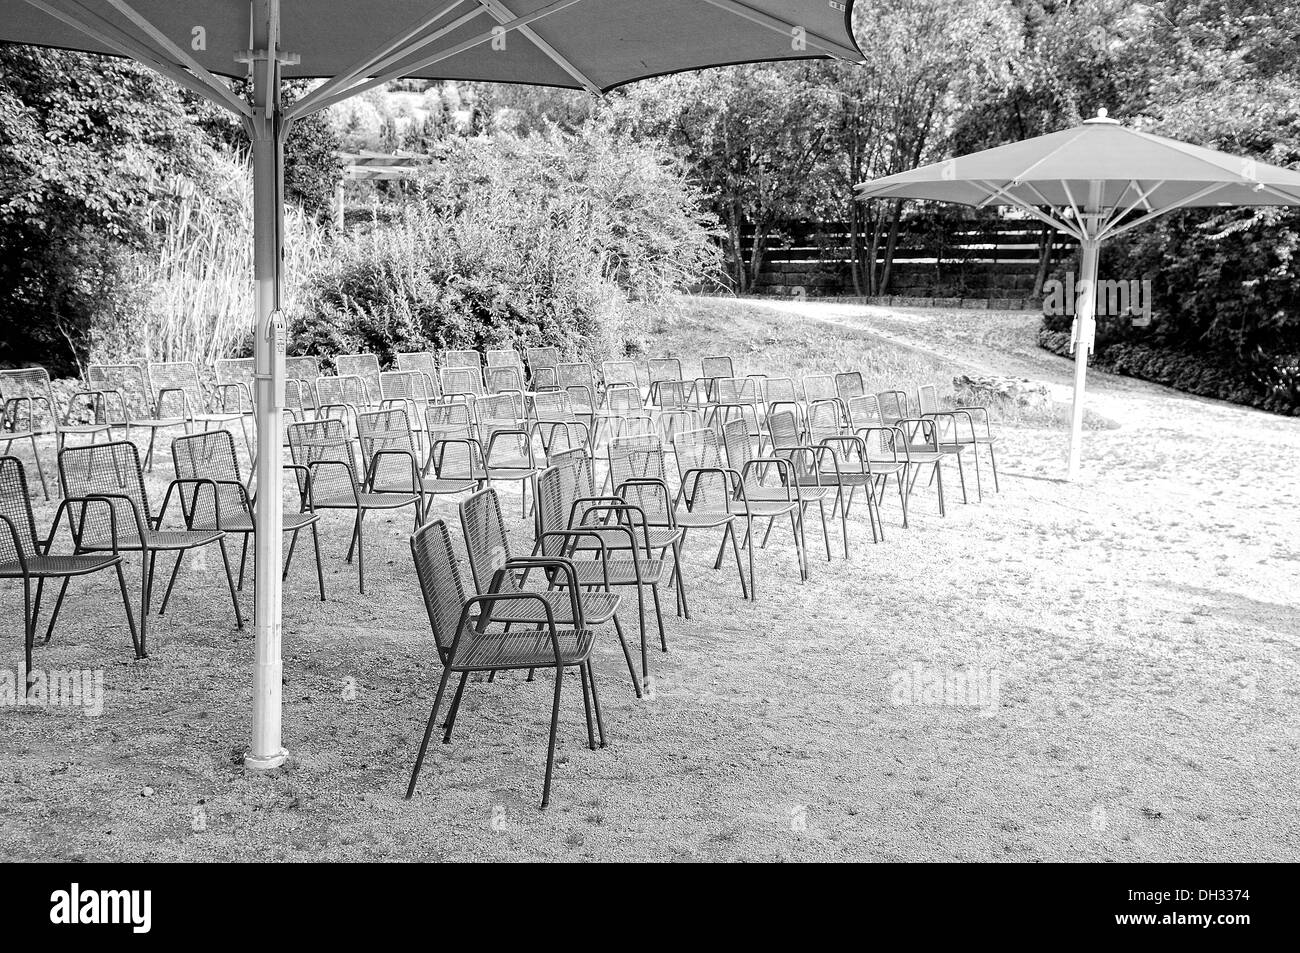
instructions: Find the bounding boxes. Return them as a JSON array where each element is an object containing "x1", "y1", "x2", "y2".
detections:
[
  {"x1": 22, "y1": 576, "x2": 34, "y2": 694},
  {"x1": 955, "y1": 452, "x2": 968, "y2": 504},
  {"x1": 140, "y1": 551, "x2": 153, "y2": 656},
  {"x1": 612, "y1": 615, "x2": 641, "y2": 698},
  {"x1": 310, "y1": 520, "x2": 326, "y2": 600},
  {"x1": 727, "y1": 521, "x2": 749, "y2": 599},
  {"x1": 217, "y1": 539, "x2": 245, "y2": 629},
  {"x1": 745, "y1": 517, "x2": 757, "y2": 601},
  {"x1": 540, "y1": 664, "x2": 564, "y2": 809},
  {"x1": 988, "y1": 444, "x2": 1000, "y2": 492},
  {"x1": 114, "y1": 562, "x2": 143, "y2": 658},
  {"x1": 28, "y1": 434, "x2": 50, "y2": 501},
  {"x1": 238, "y1": 534, "x2": 250, "y2": 590},
  {"x1": 282, "y1": 528, "x2": 299, "y2": 581},
  {"x1": 651, "y1": 584, "x2": 667, "y2": 653},
  {"x1": 579, "y1": 663, "x2": 595, "y2": 751},
  {"x1": 355, "y1": 510, "x2": 366, "y2": 595},
  {"x1": 816, "y1": 499, "x2": 832, "y2": 561},
  {"x1": 671, "y1": 539, "x2": 690, "y2": 619},
  {"x1": 405, "y1": 666, "x2": 453, "y2": 799},
  {"x1": 634, "y1": 584, "x2": 648, "y2": 679},
  {"x1": 158, "y1": 550, "x2": 185, "y2": 616},
  {"x1": 441, "y1": 671, "x2": 469, "y2": 743},
  {"x1": 42, "y1": 576, "x2": 71, "y2": 645},
  {"x1": 586, "y1": 660, "x2": 607, "y2": 748},
  {"x1": 143, "y1": 427, "x2": 158, "y2": 472},
  {"x1": 897, "y1": 471, "x2": 910, "y2": 528},
  {"x1": 970, "y1": 444, "x2": 984, "y2": 501}
]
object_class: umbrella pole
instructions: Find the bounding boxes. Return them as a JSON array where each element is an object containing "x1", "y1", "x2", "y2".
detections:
[
  {"x1": 247, "y1": 0, "x2": 287, "y2": 770},
  {"x1": 1067, "y1": 235, "x2": 1100, "y2": 481}
]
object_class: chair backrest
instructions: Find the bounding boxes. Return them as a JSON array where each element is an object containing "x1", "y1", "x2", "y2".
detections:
[
  {"x1": 486, "y1": 348, "x2": 523, "y2": 370},
  {"x1": 602, "y1": 360, "x2": 638, "y2": 390},
  {"x1": 807, "y1": 399, "x2": 844, "y2": 444},
  {"x1": 0, "y1": 455, "x2": 39, "y2": 564},
  {"x1": 58, "y1": 441, "x2": 151, "y2": 541},
  {"x1": 396, "y1": 351, "x2": 437, "y2": 377},
  {"x1": 609, "y1": 445, "x2": 671, "y2": 524},
  {"x1": 531, "y1": 390, "x2": 575, "y2": 421},
  {"x1": 284, "y1": 356, "x2": 321, "y2": 412},
  {"x1": 147, "y1": 361, "x2": 206, "y2": 417},
  {"x1": 410, "y1": 518, "x2": 470, "y2": 658},
  {"x1": 484, "y1": 365, "x2": 525, "y2": 395},
  {"x1": 701, "y1": 356, "x2": 734, "y2": 381},
  {"x1": 716, "y1": 377, "x2": 758, "y2": 405},
  {"x1": 673, "y1": 426, "x2": 728, "y2": 509},
  {"x1": 720, "y1": 418, "x2": 754, "y2": 472},
  {"x1": 336, "y1": 353, "x2": 382, "y2": 403},
  {"x1": 877, "y1": 390, "x2": 907, "y2": 423},
  {"x1": 315, "y1": 374, "x2": 369, "y2": 413},
  {"x1": 171, "y1": 430, "x2": 245, "y2": 527},
  {"x1": 835, "y1": 372, "x2": 865, "y2": 401},
  {"x1": 214, "y1": 358, "x2": 256, "y2": 411},
  {"x1": 442, "y1": 349, "x2": 482, "y2": 370},
  {"x1": 441, "y1": 365, "x2": 485, "y2": 397},
  {"x1": 458, "y1": 487, "x2": 516, "y2": 594},
  {"x1": 763, "y1": 377, "x2": 798, "y2": 405},
  {"x1": 768, "y1": 408, "x2": 802, "y2": 451},
  {"x1": 605, "y1": 384, "x2": 644, "y2": 416},
  {"x1": 425, "y1": 402, "x2": 482, "y2": 478},
  {"x1": 647, "y1": 358, "x2": 681, "y2": 386},
  {"x1": 524, "y1": 346, "x2": 559, "y2": 373},
  {"x1": 380, "y1": 369, "x2": 435, "y2": 405},
  {"x1": 531, "y1": 366, "x2": 558, "y2": 391},
  {"x1": 285, "y1": 418, "x2": 357, "y2": 499},
  {"x1": 556, "y1": 362, "x2": 594, "y2": 391},
  {"x1": 918, "y1": 384, "x2": 940, "y2": 415},
  {"x1": 803, "y1": 374, "x2": 836, "y2": 403},
  {"x1": 847, "y1": 394, "x2": 883, "y2": 430},
  {"x1": 0, "y1": 367, "x2": 57, "y2": 433},
  {"x1": 358, "y1": 408, "x2": 417, "y2": 491},
  {"x1": 535, "y1": 463, "x2": 578, "y2": 559},
  {"x1": 86, "y1": 363, "x2": 151, "y2": 418}
]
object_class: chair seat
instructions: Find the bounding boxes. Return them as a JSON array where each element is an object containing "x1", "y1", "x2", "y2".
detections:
[
  {"x1": 131, "y1": 417, "x2": 186, "y2": 428},
  {"x1": 193, "y1": 510, "x2": 318, "y2": 533},
  {"x1": 61, "y1": 423, "x2": 115, "y2": 435},
  {"x1": 0, "y1": 552, "x2": 121, "y2": 578},
  {"x1": 423, "y1": 478, "x2": 480, "y2": 495},
  {"x1": 82, "y1": 528, "x2": 224, "y2": 551},
  {"x1": 314, "y1": 491, "x2": 420, "y2": 510},
  {"x1": 486, "y1": 588, "x2": 621, "y2": 626},
  {"x1": 449, "y1": 625, "x2": 594, "y2": 671},
  {"x1": 674, "y1": 509, "x2": 735, "y2": 529},
  {"x1": 565, "y1": 556, "x2": 665, "y2": 587},
  {"x1": 735, "y1": 497, "x2": 800, "y2": 517},
  {"x1": 193, "y1": 412, "x2": 244, "y2": 425},
  {"x1": 486, "y1": 466, "x2": 536, "y2": 480},
  {"x1": 574, "y1": 525, "x2": 682, "y2": 551},
  {"x1": 747, "y1": 484, "x2": 834, "y2": 503},
  {"x1": 903, "y1": 451, "x2": 943, "y2": 464}
]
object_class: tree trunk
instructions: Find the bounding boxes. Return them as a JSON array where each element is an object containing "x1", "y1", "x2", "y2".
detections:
[
  {"x1": 1031, "y1": 221, "x2": 1054, "y2": 298},
  {"x1": 880, "y1": 200, "x2": 903, "y2": 295}
]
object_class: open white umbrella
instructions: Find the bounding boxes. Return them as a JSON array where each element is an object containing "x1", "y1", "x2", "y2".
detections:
[
  {"x1": 856, "y1": 109, "x2": 1300, "y2": 480},
  {"x1": 1, "y1": 0, "x2": 863, "y2": 769}
]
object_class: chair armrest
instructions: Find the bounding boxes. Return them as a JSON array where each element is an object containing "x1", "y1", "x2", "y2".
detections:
[
  {"x1": 66, "y1": 493, "x2": 145, "y2": 552},
  {"x1": 154, "y1": 385, "x2": 191, "y2": 421},
  {"x1": 530, "y1": 530, "x2": 614, "y2": 589},
  {"x1": 365, "y1": 448, "x2": 422, "y2": 494},
  {"x1": 452, "y1": 588, "x2": 566, "y2": 666},
  {"x1": 0, "y1": 514, "x2": 29, "y2": 571},
  {"x1": 574, "y1": 502, "x2": 652, "y2": 559},
  {"x1": 157, "y1": 477, "x2": 229, "y2": 529},
  {"x1": 613, "y1": 477, "x2": 676, "y2": 527},
  {"x1": 741, "y1": 456, "x2": 800, "y2": 501},
  {"x1": 307, "y1": 460, "x2": 360, "y2": 504}
]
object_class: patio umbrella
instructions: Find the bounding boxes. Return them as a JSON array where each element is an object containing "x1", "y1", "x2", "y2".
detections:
[
  {"x1": 855, "y1": 109, "x2": 1300, "y2": 481},
  {"x1": 0, "y1": 0, "x2": 864, "y2": 768}
]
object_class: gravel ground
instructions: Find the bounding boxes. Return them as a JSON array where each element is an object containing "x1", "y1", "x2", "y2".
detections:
[{"x1": 1, "y1": 297, "x2": 1297, "y2": 862}]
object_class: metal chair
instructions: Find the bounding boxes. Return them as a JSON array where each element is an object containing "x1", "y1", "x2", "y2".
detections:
[
  {"x1": 85, "y1": 363, "x2": 188, "y2": 471},
  {"x1": 284, "y1": 355, "x2": 322, "y2": 421},
  {"x1": 0, "y1": 455, "x2": 139, "y2": 685},
  {"x1": 394, "y1": 351, "x2": 441, "y2": 404},
  {"x1": 172, "y1": 430, "x2": 325, "y2": 600},
  {"x1": 721, "y1": 418, "x2": 823, "y2": 568},
  {"x1": 58, "y1": 440, "x2": 243, "y2": 651},
  {"x1": 286, "y1": 418, "x2": 421, "y2": 594},
  {"x1": 147, "y1": 360, "x2": 252, "y2": 460},
  {"x1": 1, "y1": 366, "x2": 117, "y2": 499},
  {"x1": 405, "y1": 518, "x2": 604, "y2": 809}
]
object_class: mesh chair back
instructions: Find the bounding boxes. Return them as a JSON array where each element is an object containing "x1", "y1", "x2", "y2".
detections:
[
  {"x1": 395, "y1": 352, "x2": 439, "y2": 398},
  {"x1": 605, "y1": 385, "x2": 645, "y2": 416},
  {"x1": 147, "y1": 361, "x2": 207, "y2": 418},
  {"x1": 657, "y1": 380, "x2": 692, "y2": 411},
  {"x1": 315, "y1": 375, "x2": 369, "y2": 413},
  {"x1": 336, "y1": 354, "x2": 382, "y2": 404},
  {"x1": 485, "y1": 365, "x2": 525, "y2": 396},
  {"x1": 535, "y1": 464, "x2": 576, "y2": 558},
  {"x1": 172, "y1": 430, "x2": 245, "y2": 527},
  {"x1": 647, "y1": 359, "x2": 681, "y2": 387},
  {"x1": 768, "y1": 409, "x2": 802, "y2": 451},
  {"x1": 918, "y1": 384, "x2": 940, "y2": 415},
  {"x1": 381, "y1": 370, "x2": 435, "y2": 405},
  {"x1": 721, "y1": 418, "x2": 755, "y2": 472},
  {"x1": 835, "y1": 372, "x2": 865, "y2": 400},
  {"x1": 0, "y1": 456, "x2": 39, "y2": 564},
  {"x1": 602, "y1": 360, "x2": 638, "y2": 389},
  {"x1": 410, "y1": 518, "x2": 471, "y2": 657},
  {"x1": 847, "y1": 394, "x2": 883, "y2": 430},
  {"x1": 531, "y1": 366, "x2": 558, "y2": 391},
  {"x1": 87, "y1": 363, "x2": 152, "y2": 418},
  {"x1": 426, "y1": 402, "x2": 482, "y2": 479},
  {"x1": 764, "y1": 377, "x2": 798, "y2": 405},
  {"x1": 0, "y1": 367, "x2": 58, "y2": 432},
  {"x1": 442, "y1": 365, "x2": 485, "y2": 397},
  {"x1": 358, "y1": 408, "x2": 418, "y2": 491},
  {"x1": 486, "y1": 349, "x2": 524, "y2": 370},
  {"x1": 214, "y1": 358, "x2": 256, "y2": 412},
  {"x1": 877, "y1": 391, "x2": 906, "y2": 423},
  {"x1": 673, "y1": 427, "x2": 728, "y2": 510},
  {"x1": 525, "y1": 346, "x2": 559, "y2": 373},
  {"x1": 803, "y1": 375, "x2": 836, "y2": 403},
  {"x1": 459, "y1": 488, "x2": 516, "y2": 593},
  {"x1": 611, "y1": 446, "x2": 671, "y2": 524},
  {"x1": 284, "y1": 356, "x2": 321, "y2": 413},
  {"x1": 717, "y1": 377, "x2": 759, "y2": 405},
  {"x1": 442, "y1": 349, "x2": 482, "y2": 370},
  {"x1": 557, "y1": 362, "x2": 595, "y2": 391},
  {"x1": 808, "y1": 399, "x2": 844, "y2": 444},
  {"x1": 58, "y1": 441, "x2": 151, "y2": 544},
  {"x1": 286, "y1": 418, "x2": 357, "y2": 500},
  {"x1": 701, "y1": 356, "x2": 734, "y2": 380}
]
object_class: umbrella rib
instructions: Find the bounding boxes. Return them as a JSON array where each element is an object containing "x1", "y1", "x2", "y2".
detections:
[
  {"x1": 698, "y1": 0, "x2": 862, "y2": 61},
  {"x1": 1099, "y1": 182, "x2": 1231, "y2": 240},
  {"x1": 22, "y1": 0, "x2": 251, "y2": 117},
  {"x1": 295, "y1": 0, "x2": 589, "y2": 117},
  {"x1": 286, "y1": 1, "x2": 477, "y2": 120},
  {"x1": 474, "y1": 0, "x2": 600, "y2": 94},
  {"x1": 1003, "y1": 129, "x2": 1090, "y2": 185},
  {"x1": 972, "y1": 179, "x2": 1082, "y2": 239},
  {"x1": 99, "y1": 0, "x2": 253, "y2": 118}
]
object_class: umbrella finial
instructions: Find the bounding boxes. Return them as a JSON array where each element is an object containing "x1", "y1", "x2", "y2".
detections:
[{"x1": 1084, "y1": 107, "x2": 1119, "y2": 125}]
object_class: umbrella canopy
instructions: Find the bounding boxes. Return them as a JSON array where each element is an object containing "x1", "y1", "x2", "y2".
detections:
[
  {"x1": 856, "y1": 110, "x2": 1300, "y2": 480},
  {"x1": 1, "y1": 0, "x2": 863, "y2": 770}
]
